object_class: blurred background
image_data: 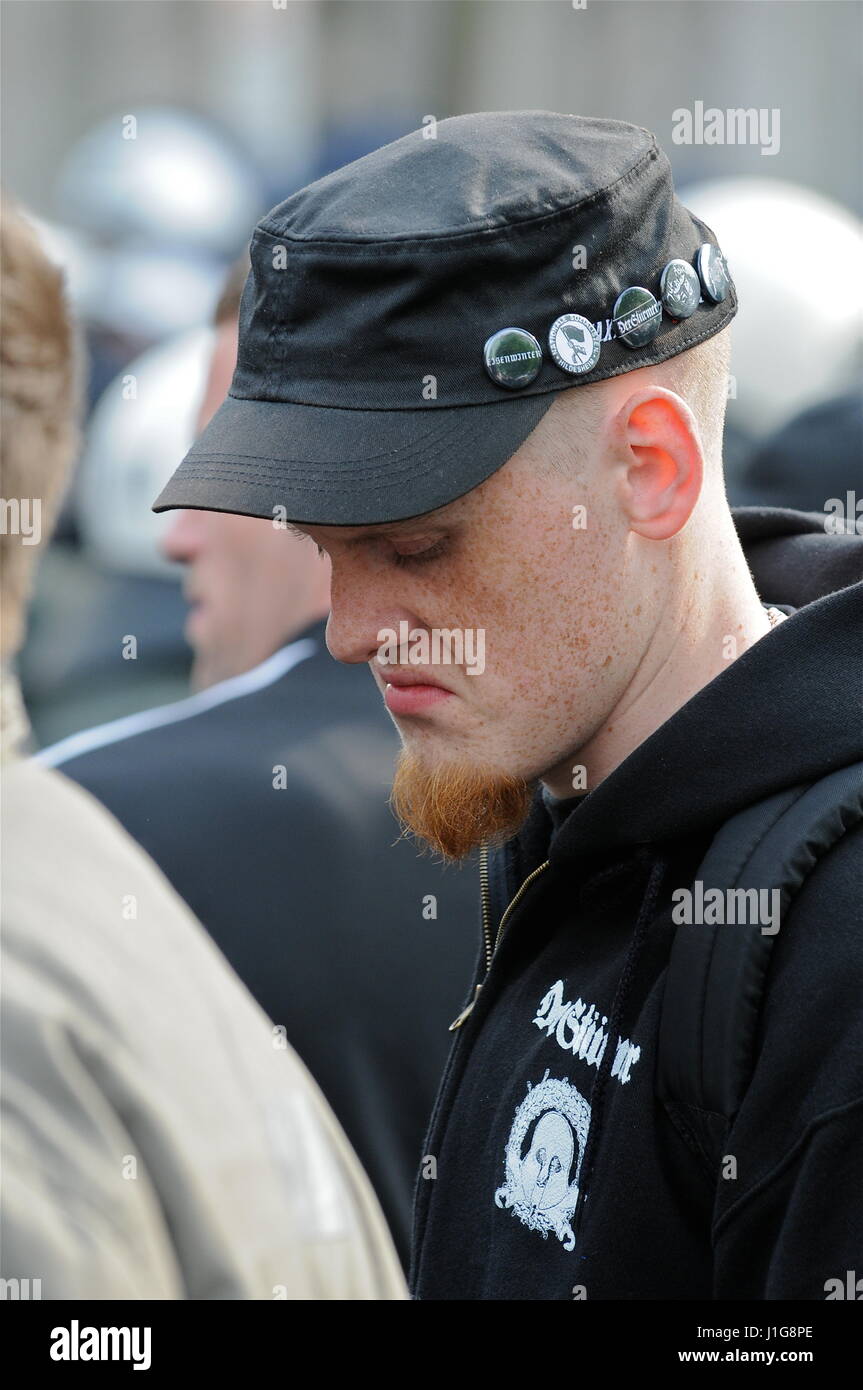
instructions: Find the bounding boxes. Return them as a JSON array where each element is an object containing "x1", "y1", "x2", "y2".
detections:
[{"x1": 3, "y1": 0, "x2": 861, "y2": 744}]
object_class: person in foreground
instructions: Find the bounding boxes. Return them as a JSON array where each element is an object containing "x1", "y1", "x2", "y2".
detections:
[
  {"x1": 153, "y1": 113, "x2": 863, "y2": 1300},
  {"x1": 0, "y1": 196, "x2": 405, "y2": 1300}
]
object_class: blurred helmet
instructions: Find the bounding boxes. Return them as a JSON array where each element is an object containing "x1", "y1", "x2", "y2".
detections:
[
  {"x1": 56, "y1": 106, "x2": 264, "y2": 257},
  {"x1": 91, "y1": 246, "x2": 225, "y2": 338},
  {"x1": 75, "y1": 326, "x2": 214, "y2": 578},
  {"x1": 681, "y1": 178, "x2": 863, "y2": 440}
]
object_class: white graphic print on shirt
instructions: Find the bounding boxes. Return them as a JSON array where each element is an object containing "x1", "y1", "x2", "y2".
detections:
[
  {"x1": 494, "y1": 1071, "x2": 590, "y2": 1251},
  {"x1": 533, "y1": 978, "x2": 641, "y2": 1083},
  {"x1": 494, "y1": 980, "x2": 642, "y2": 1251}
]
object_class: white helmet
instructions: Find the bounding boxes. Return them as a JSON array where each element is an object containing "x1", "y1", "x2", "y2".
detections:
[
  {"x1": 56, "y1": 106, "x2": 263, "y2": 256},
  {"x1": 681, "y1": 178, "x2": 863, "y2": 440},
  {"x1": 75, "y1": 327, "x2": 214, "y2": 578}
]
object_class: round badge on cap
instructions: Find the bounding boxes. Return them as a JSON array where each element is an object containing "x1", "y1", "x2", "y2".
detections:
[
  {"x1": 548, "y1": 314, "x2": 601, "y2": 375},
  {"x1": 612, "y1": 286, "x2": 663, "y2": 349},
  {"x1": 696, "y1": 244, "x2": 731, "y2": 304},
  {"x1": 483, "y1": 327, "x2": 543, "y2": 390},
  {"x1": 659, "y1": 259, "x2": 701, "y2": 319}
]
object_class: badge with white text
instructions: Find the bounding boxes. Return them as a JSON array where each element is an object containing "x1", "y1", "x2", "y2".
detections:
[
  {"x1": 612, "y1": 286, "x2": 662, "y2": 348},
  {"x1": 548, "y1": 314, "x2": 601, "y2": 375},
  {"x1": 483, "y1": 327, "x2": 543, "y2": 389}
]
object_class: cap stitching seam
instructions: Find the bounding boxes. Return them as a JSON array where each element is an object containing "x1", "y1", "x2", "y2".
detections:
[
  {"x1": 175, "y1": 414, "x2": 491, "y2": 475},
  {"x1": 253, "y1": 142, "x2": 659, "y2": 251}
]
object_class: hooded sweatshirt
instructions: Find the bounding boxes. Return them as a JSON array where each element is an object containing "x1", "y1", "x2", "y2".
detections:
[{"x1": 410, "y1": 508, "x2": 863, "y2": 1301}]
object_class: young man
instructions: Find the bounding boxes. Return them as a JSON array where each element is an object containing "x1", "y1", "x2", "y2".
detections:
[{"x1": 153, "y1": 112, "x2": 863, "y2": 1300}]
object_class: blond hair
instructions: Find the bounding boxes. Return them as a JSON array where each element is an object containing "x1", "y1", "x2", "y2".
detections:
[{"x1": 0, "y1": 198, "x2": 81, "y2": 658}]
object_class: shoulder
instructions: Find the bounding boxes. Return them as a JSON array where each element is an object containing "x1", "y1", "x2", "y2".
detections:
[
  {"x1": 770, "y1": 816, "x2": 862, "y2": 984},
  {"x1": 39, "y1": 641, "x2": 318, "y2": 766},
  {"x1": 1, "y1": 758, "x2": 225, "y2": 978}
]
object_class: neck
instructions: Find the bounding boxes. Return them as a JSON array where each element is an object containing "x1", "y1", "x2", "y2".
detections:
[{"x1": 542, "y1": 514, "x2": 773, "y2": 797}]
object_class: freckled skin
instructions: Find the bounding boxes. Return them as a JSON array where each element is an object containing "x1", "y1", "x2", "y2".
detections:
[{"x1": 308, "y1": 367, "x2": 773, "y2": 800}]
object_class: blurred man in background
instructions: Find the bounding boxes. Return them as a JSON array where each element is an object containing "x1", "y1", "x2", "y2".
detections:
[
  {"x1": 1, "y1": 196, "x2": 405, "y2": 1300},
  {"x1": 39, "y1": 260, "x2": 478, "y2": 1269},
  {"x1": 163, "y1": 258, "x2": 330, "y2": 692}
]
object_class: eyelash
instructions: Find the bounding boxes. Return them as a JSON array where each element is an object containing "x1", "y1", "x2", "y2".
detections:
[
  {"x1": 391, "y1": 540, "x2": 448, "y2": 568},
  {"x1": 312, "y1": 539, "x2": 448, "y2": 566}
]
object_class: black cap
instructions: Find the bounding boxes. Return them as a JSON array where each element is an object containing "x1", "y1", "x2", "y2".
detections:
[{"x1": 152, "y1": 111, "x2": 736, "y2": 526}]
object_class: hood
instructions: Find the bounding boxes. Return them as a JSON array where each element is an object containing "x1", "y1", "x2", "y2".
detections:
[
  {"x1": 539, "y1": 505, "x2": 863, "y2": 875},
  {"x1": 733, "y1": 504, "x2": 863, "y2": 605}
]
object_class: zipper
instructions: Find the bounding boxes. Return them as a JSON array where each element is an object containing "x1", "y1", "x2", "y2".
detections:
[{"x1": 449, "y1": 845, "x2": 550, "y2": 1029}]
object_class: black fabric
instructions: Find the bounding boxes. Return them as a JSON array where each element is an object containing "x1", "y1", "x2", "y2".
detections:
[
  {"x1": 45, "y1": 622, "x2": 478, "y2": 1270},
  {"x1": 541, "y1": 786, "x2": 587, "y2": 841},
  {"x1": 733, "y1": 505, "x2": 863, "y2": 606},
  {"x1": 411, "y1": 514, "x2": 863, "y2": 1300},
  {"x1": 153, "y1": 111, "x2": 736, "y2": 525},
  {"x1": 657, "y1": 760, "x2": 863, "y2": 1177},
  {"x1": 737, "y1": 392, "x2": 863, "y2": 512}
]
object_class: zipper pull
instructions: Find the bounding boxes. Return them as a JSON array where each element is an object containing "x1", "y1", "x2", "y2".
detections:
[{"x1": 449, "y1": 983, "x2": 482, "y2": 1031}]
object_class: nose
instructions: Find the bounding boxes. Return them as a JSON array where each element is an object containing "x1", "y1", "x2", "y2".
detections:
[
  {"x1": 160, "y1": 508, "x2": 206, "y2": 565},
  {"x1": 325, "y1": 557, "x2": 408, "y2": 667}
]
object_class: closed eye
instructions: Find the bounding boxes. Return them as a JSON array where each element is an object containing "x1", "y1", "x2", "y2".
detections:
[{"x1": 391, "y1": 539, "x2": 448, "y2": 568}]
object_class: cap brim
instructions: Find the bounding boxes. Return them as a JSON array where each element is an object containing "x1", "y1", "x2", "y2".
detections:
[{"x1": 152, "y1": 391, "x2": 555, "y2": 526}]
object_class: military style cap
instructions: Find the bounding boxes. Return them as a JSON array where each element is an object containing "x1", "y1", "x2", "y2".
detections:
[{"x1": 153, "y1": 111, "x2": 736, "y2": 526}]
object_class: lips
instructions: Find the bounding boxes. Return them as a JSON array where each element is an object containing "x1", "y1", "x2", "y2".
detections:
[
  {"x1": 378, "y1": 667, "x2": 454, "y2": 716},
  {"x1": 380, "y1": 668, "x2": 450, "y2": 691}
]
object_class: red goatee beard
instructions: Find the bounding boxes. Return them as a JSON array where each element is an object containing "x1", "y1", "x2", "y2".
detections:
[{"x1": 390, "y1": 748, "x2": 533, "y2": 861}]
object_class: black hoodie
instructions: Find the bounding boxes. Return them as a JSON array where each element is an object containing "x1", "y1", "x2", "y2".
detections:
[{"x1": 411, "y1": 508, "x2": 863, "y2": 1301}]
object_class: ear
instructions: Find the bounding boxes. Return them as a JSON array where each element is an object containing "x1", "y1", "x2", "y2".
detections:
[{"x1": 611, "y1": 386, "x2": 703, "y2": 541}]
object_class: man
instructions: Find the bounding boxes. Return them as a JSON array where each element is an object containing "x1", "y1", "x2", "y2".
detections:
[
  {"x1": 39, "y1": 260, "x2": 477, "y2": 1269},
  {"x1": 152, "y1": 113, "x2": 863, "y2": 1300},
  {"x1": 1, "y1": 196, "x2": 405, "y2": 1300}
]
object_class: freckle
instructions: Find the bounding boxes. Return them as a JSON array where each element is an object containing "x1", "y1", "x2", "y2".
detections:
[
  {"x1": 634, "y1": 605, "x2": 641, "y2": 616},
  {"x1": 602, "y1": 655, "x2": 612, "y2": 667},
  {"x1": 606, "y1": 724, "x2": 614, "y2": 733}
]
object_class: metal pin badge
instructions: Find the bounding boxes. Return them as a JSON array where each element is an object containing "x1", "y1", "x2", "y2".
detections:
[
  {"x1": 612, "y1": 287, "x2": 662, "y2": 348},
  {"x1": 696, "y1": 244, "x2": 732, "y2": 303},
  {"x1": 548, "y1": 313, "x2": 601, "y2": 374},
  {"x1": 483, "y1": 327, "x2": 543, "y2": 389},
  {"x1": 660, "y1": 259, "x2": 701, "y2": 319}
]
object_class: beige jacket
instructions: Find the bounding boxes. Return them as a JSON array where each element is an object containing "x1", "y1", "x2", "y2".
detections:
[{"x1": 1, "y1": 678, "x2": 406, "y2": 1300}]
